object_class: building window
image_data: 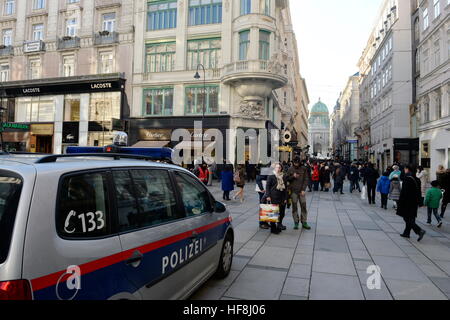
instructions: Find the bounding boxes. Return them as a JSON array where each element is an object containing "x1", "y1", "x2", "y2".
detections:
[
  {"x1": 415, "y1": 50, "x2": 420, "y2": 73},
  {"x1": 423, "y1": 8, "x2": 429, "y2": 30},
  {"x1": 4, "y1": 0, "x2": 14, "y2": 15},
  {"x1": 185, "y1": 85, "x2": 219, "y2": 114},
  {"x1": 414, "y1": 18, "x2": 419, "y2": 41},
  {"x1": 259, "y1": 30, "x2": 270, "y2": 60},
  {"x1": 188, "y1": 0, "x2": 222, "y2": 26},
  {"x1": 187, "y1": 38, "x2": 221, "y2": 70},
  {"x1": 147, "y1": 0, "x2": 177, "y2": 31},
  {"x1": 102, "y1": 13, "x2": 115, "y2": 33},
  {"x1": 2, "y1": 29, "x2": 12, "y2": 46},
  {"x1": 63, "y1": 55, "x2": 75, "y2": 77},
  {"x1": 434, "y1": 0, "x2": 440, "y2": 18},
  {"x1": 433, "y1": 39, "x2": 440, "y2": 67},
  {"x1": 239, "y1": 30, "x2": 250, "y2": 60},
  {"x1": 16, "y1": 97, "x2": 55, "y2": 122},
  {"x1": 29, "y1": 57, "x2": 41, "y2": 79},
  {"x1": 33, "y1": 0, "x2": 45, "y2": 10},
  {"x1": 424, "y1": 102, "x2": 430, "y2": 123},
  {"x1": 143, "y1": 88, "x2": 174, "y2": 116},
  {"x1": 89, "y1": 92, "x2": 120, "y2": 122},
  {"x1": 32, "y1": 24, "x2": 44, "y2": 41},
  {"x1": 66, "y1": 18, "x2": 77, "y2": 37},
  {"x1": 68, "y1": 0, "x2": 79, "y2": 3},
  {"x1": 436, "y1": 92, "x2": 442, "y2": 119},
  {"x1": 0, "y1": 63, "x2": 9, "y2": 82},
  {"x1": 99, "y1": 51, "x2": 113, "y2": 73},
  {"x1": 240, "y1": 0, "x2": 251, "y2": 15},
  {"x1": 145, "y1": 42, "x2": 175, "y2": 73},
  {"x1": 423, "y1": 48, "x2": 429, "y2": 73},
  {"x1": 260, "y1": 0, "x2": 270, "y2": 16}
]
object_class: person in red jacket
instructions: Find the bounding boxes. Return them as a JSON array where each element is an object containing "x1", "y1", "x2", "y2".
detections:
[
  {"x1": 194, "y1": 163, "x2": 210, "y2": 185},
  {"x1": 311, "y1": 162, "x2": 320, "y2": 191}
]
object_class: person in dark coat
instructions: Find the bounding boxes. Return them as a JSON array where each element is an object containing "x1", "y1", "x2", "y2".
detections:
[
  {"x1": 365, "y1": 163, "x2": 380, "y2": 205},
  {"x1": 256, "y1": 166, "x2": 270, "y2": 229},
  {"x1": 441, "y1": 169, "x2": 450, "y2": 218},
  {"x1": 221, "y1": 164, "x2": 234, "y2": 201},
  {"x1": 332, "y1": 164, "x2": 345, "y2": 194},
  {"x1": 262, "y1": 163, "x2": 288, "y2": 234},
  {"x1": 348, "y1": 163, "x2": 361, "y2": 193},
  {"x1": 322, "y1": 165, "x2": 331, "y2": 192},
  {"x1": 397, "y1": 166, "x2": 426, "y2": 241}
]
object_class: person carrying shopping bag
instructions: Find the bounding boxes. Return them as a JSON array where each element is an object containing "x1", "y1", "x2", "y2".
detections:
[{"x1": 262, "y1": 163, "x2": 288, "y2": 234}]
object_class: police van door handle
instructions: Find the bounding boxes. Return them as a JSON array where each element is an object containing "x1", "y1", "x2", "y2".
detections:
[{"x1": 126, "y1": 250, "x2": 143, "y2": 267}]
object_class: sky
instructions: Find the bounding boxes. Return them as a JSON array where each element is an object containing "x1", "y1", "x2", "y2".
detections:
[{"x1": 290, "y1": 0, "x2": 384, "y2": 113}]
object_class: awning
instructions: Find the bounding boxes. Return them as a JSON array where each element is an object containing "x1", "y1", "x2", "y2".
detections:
[{"x1": 132, "y1": 141, "x2": 170, "y2": 148}]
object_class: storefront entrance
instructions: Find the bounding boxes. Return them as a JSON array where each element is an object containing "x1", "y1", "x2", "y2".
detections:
[{"x1": 36, "y1": 135, "x2": 53, "y2": 154}]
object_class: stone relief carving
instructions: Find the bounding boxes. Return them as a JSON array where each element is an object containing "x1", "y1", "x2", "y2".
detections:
[{"x1": 239, "y1": 100, "x2": 266, "y2": 119}]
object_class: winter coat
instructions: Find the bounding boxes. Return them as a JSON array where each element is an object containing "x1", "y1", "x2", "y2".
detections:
[
  {"x1": 322, "y1": 169, "x2": 331, "y2": 184},
  {"x1": 287, "y1": 165, "x2": 309, "y2": 193},
  {"x1": 377, "y1": 176, "x2": 391, "y2": 194},
  {"x1": 416, "y1": 171, "x2": 428, "y2": 197},
  {"x1": 221, "y1": 170, "x2": 234, "y2": 192},
  {"x1": 365, "y1": 168, "x2": 380, "y2": 186},
  {"x1": 333, "y1": 167, "x2": 345, "y2": 184},
  {"x1": 424, "y1": 187, "x2": 443, "y2": 209},
  {"x1": 255, "y1": 174, "x2": 267, "y2": 193},
  {"x1": 349, "y1": 167, "x2": 360, "y2": 181},
  {"x1": 389, "y1": 170, "x2": 402, "y2": 181},
  {"x1": 389, "y1": 179, "x2": 402, "y2": 201},
  {"x1": 263, "y1": 174, "x2": 288, "y2": 205},
  {"x1": 311, "y1": 165, "x2": 320, "y2": 182},
  {"x1": 397, "y1": 175, "x2": 421, "y2": 219}
]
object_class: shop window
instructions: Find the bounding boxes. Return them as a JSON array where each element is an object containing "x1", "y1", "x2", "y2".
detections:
[
  {"x1": 64, "y1": 95, "x2": 80, "y2": 121},
  {"x1": 185, "y1": 85, "x2": 219, "y2": 114},
  {"x1": 16, "y1": 97, "x2": 55, "y2": 122},
  {"x1": 147, "y1": 0, "x2": 177, "y2": 31},
  {"x1": 188, "y1": 0, "x2": 222, "y2": 26},
  {"x1": 143, "y1": 88, "x2": 173, "y2": 116},
  {"x1": 187, "y1": 38, "x2": 221, "y2": 70},
  {"x1": 145, "y1": 42, "x2": 175, "y2": 73},
  {"x1": 88, "y1": 131, "x2": 114, "y2": 147},
  {"x1": 89, "y1": 92, "x2": 120, "y2": 122}
]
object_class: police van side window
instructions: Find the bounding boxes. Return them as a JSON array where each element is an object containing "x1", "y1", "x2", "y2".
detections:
[
  {"x1": 174, "y1": 172, "x2": 213, "y2": 217},
  {"x1": 57, "y1": 172, "x2": 111, "y2": 238},
  {"x1": 114, "y1": 169, "x2": 181, "y2": 232}
]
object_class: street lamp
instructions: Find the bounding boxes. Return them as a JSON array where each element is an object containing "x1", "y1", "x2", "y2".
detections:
[{"x1": 194, "y1": 64, "x2": 206, "y2": 163}]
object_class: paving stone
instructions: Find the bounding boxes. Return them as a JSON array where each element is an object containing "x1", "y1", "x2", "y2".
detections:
[
  {"x1": 312, "y1": 251, "x2": 357, "y2": 276},
  {"x1": 225, "y1": 267, "x2": 287, "y2": 300},
  {"x1": 384, "y1": 278, "x2": 448, "y2": 300},
  {"x1": 417, "y1": 264, "x2": 449, "y2": 278},
  {"x1": 292, "y1": 253, "x2": 313, "y2": 265},
  {"x1": 249, "y1": 246, "x2": 295, "y2": 269},
  {"x1": 363, "y1": 240, "x2": 407, "y2": 257},
  {"x1": 361, "y1": 282, "x2": 393, "y2": 300},
  {"x1": 206, "y1": 270, "x2": 240, "y2": 288},
  {"x1": 282, "y1": 278, "x2": 310, "y2": 297},
  {"x1": 350, "y1": 249, "x2": 372, "y2": 260},
  {"x1": 371, "y1": 256, "x2": 429, "y2": 282},
  {"x1": 434, "y1": 260, "x2": 450, "y2": 275},
  {"x1": 279, "y1": 295, "x2": 308, "y2": 300},
  {"x1": 429, "y1": 277, "x2": 450, "y2": 294},
  {"x1": 288, "y1": 263, "x2": 312, "y2": 279},
  {"x1": 314, "y1": 235, "x2": 350, "y2": 253},
  {"x1": 231, "y1": 256, "x2": 250, "y2": 272},
  {"x1": 190, "y1": 285, "x2": 228, "y2": 300},
  {"x1": 309, "y1": 272, "x2": 364, "y2": 300}
]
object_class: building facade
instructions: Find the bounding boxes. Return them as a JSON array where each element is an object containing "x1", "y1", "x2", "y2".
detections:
[
  {"x1": 129, "y1": 0, "x2": 308, "y2": 164},
  {"x1": 0, "y1": 0, "x2": 134, "y2": 153},
  {"x1": 308, "y1": 100, "x2": 330, "y2": 158},
  {"x1": 417, "y1": 0, "x2": 450, "y2": 179},
  {"x1": 362, "y1": 0, "x2": 417, "y2": 172}
]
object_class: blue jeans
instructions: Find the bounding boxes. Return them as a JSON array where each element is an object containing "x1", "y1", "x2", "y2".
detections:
[{"x1": 427, "y1": 207, "x2": 442, "y2": 223}]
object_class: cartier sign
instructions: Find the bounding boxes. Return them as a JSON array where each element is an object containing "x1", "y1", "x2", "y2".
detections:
[{"x1": 138, "y1": 129, "x2": 171, "y2": 141}]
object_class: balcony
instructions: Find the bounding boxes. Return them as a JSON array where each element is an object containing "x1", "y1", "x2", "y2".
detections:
[
  {"x1": 0, "y1": 45, "x2": 13, "y2": 56},
  {"x1": 94, "y1": 31, "x2": 119, "y2": 46},
  {"x1": 57, "y1": 36, "x2": 80, "y2": 50},
  {"x1": 221, "y1": 60, "x2": 287, "y2": 102},
  {"x1": 23, "y1": 40, "x2": 45, "y2": 53}
]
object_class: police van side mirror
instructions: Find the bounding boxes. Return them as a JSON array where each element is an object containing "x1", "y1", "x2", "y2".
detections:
[{"x1": 214, "y1": 201, "x2": 226, "y2": 213}]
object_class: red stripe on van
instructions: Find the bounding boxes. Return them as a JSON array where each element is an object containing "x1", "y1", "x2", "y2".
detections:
[{"x1": 30, "y1": 217, "x2": 231, "y2": 292}]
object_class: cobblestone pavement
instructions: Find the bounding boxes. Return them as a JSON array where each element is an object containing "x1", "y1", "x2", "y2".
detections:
[{"x1": 190, "y1": 180, "x2": 450, "y2": 300}]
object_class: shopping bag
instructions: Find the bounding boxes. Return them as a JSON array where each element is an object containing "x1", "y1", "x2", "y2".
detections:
[
  {"x1": 259, "y1": 203, "x2": 280, "y2": 223},
  {"x1": 361, "y1": 185, "x2": 367, "y2": 200}
]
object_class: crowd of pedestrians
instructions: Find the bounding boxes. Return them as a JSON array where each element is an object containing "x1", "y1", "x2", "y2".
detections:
[{"x1": 191, "y1": 157, "x2": 450, "y2": 241}]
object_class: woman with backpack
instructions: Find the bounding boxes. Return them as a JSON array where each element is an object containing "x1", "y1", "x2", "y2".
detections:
[{"x1": 233, "y1": 164, "x2": 246, "y2": 203}]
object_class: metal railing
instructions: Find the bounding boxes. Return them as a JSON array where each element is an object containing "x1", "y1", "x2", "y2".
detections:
[
  {"x1": 0, "y1": 46, "x2": 13, "y2": 56},
  {"x1": 57, "y1": 37, "x2": 80, "y2": 50},
  {"x1": 94, "y1": 31, "x2": 119, "y2": 45}
]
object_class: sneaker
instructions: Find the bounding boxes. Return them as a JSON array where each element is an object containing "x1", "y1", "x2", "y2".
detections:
[
  {"x1": 294, "y1": 223, "x2": 299, "y2": 230},
  {"x1": 400, "y1": 233, "x2": 410, "y2": 238},
  {"x1": 418, "y1": 230, "x2": 426, "y2": 242},
  {"x1": 437, "y1": 221, "x2": 443, "y2": 228},
  {"x1": 302, "y1": 222, "x2": 311, "y2": 230}
]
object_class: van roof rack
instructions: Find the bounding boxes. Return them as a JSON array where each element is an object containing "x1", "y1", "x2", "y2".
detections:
[{"x1": 35, "y1": 153, "x2": 169, "y2": 164}]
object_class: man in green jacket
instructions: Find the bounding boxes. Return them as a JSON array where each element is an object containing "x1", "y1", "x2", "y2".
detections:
[
  {"x1": 425, "y1": 180, "x2": 443, "y2": 228},
  {"x1": 287, "y1": 158, "x2": 310, "y2": 230}
]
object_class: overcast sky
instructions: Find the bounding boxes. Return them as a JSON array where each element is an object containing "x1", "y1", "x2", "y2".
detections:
[{"x1": 290, "y1": 0, "x2": 384, "y2": 113}]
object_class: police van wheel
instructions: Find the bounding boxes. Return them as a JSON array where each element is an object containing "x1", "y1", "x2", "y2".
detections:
[{"x1": 215, "y1": 233, "x2": 233, "y2": 279}]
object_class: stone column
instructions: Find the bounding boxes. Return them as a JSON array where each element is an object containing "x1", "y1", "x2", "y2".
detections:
[
  {"x1": 79, "y1": 94, "x2": 90, "y2": 146},
  {"x1": 53, "y1": 95, "x2": 64, "y2": 154},
  {"x1": 175, "y1": 0, "x2": 188, "y2": 71}
]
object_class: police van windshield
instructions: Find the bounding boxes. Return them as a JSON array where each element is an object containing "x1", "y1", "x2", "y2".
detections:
[{"x1": 0, "y1": 172, "x2": 23, "y2": 264}]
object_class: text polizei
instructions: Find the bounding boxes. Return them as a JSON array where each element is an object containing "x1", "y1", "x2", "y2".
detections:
[{"x1": 162, "y1": 237, "x2": 206, "y2": 275}]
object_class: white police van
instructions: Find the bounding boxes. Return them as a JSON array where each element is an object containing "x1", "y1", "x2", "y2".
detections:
[{"x1": 0, "y1": 150, "x2": 233, "y2": 300}]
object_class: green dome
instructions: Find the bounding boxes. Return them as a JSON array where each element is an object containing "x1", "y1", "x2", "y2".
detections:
[{"x1": 310, "y1": 100, "x2": 329, "y2": 114}]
